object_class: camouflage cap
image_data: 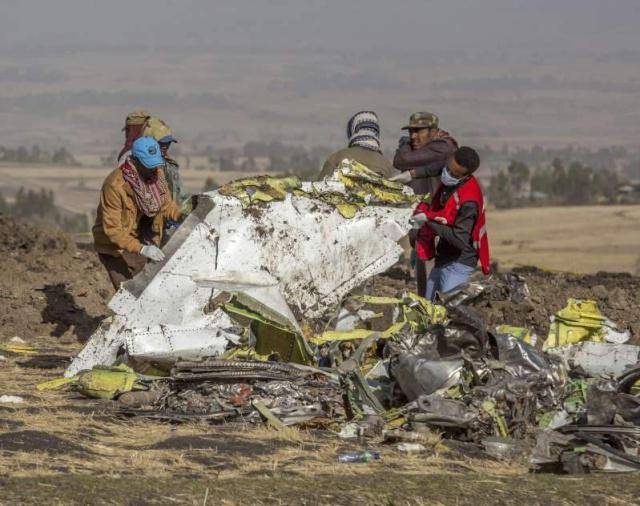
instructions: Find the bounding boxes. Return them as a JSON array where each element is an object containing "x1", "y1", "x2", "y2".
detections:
[
  {"x1": 122, "y1": 110, "x2": 151, "y2": 130},
  {"x1": 401, "y1": 112, "x2": 439, "y2": 130},
  {"x1": 143, "y1": 116, "x2": 177, "y2": 143}
]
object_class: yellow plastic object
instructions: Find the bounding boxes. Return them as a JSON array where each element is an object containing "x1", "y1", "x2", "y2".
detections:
[
  {"x1": 544, "y1": 299, "x2": 606, "y2": 349},
  {"x1": 335, "y1": 203, "x2": 359, "y2": 219},
  {"x1": 75, "y1": 364, "x2": 143, "y2": 399},
  {"x1": 222, "y1": 347, "x2": 271, "y2": 362},
  {"x1": 336, "y1": 160, "x2": 415, "y2": 207},
  {"x1": 384, "y1": 416, "x2": 407, "y2": 430},
  {"x1": 35, "y1": 365, "x2": 145, "y2": 399},
  {"x1": 37, "y1": 376, "x2": 78, "y2": 391},
  {"x1": 380, "y1": 322, "x2": 408, "y2": 338},
  {"x1": 403, "y1": 293, "x2": 448, "y2": 326},
  {"x1": 337, "y1": 159, "x2": 406, "y2": 192},
  {"x1": 353, "y1": 293, "x2": 447, "y2": 327},
  {"x1": 310, "y1": 329, "x2": 374, "y2": 346},
  {"x1": 355, "y1": 295, "x2": 403, "y2": 304},
  {"x1": 252, "y1": 400, "x2": 286, "y2": 430},
  {"x1": 309, "y1": 294, "x2": 446, "y2": 346},
  {"x1": 0, "y1": 343, "x2": 38, "y2": 355},
  {"x1": 556, "y1": 299, "x2": 605, "y2": 328},
  {"x1": 481, "y1": 399, "x2": 508, "y2": 438},
  {"x1": 252, "y1": 320, "x2": 313, "y2": 364},
  {"x1": 496, "y1": 325, "x2": 536, "y2": 346}
]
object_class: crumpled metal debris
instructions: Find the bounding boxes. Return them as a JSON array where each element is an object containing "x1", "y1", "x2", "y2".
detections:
[
  {"x1": 58, "y1": 280, "x2": 640, "y2": 474},
  {"x1": 441, "y1": 272, "x2": 530, "y2": 308}
]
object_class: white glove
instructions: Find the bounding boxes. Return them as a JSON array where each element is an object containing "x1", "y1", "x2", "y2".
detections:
[
  {"x1": 140, "y1": 245, "x2": 165, "y2": 262},
  {"x1": 390, "y1": 171, "x2": 412, "y2": 184},
  {"x1": 409, "y1": 213, "x2": 428, "y2": 230}
]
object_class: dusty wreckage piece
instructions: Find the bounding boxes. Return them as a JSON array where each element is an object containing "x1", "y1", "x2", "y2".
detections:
[
  {"x1": 67, "y1": 164, "x2": 415, "y2": 377},
  {"x1": 119, "y1": 359, "x2": 343, "y2": 426}
]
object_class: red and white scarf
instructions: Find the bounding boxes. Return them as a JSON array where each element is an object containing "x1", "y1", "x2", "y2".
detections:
[{"x1": 119, "y1": 155, "x2": 168, "y2": 217}]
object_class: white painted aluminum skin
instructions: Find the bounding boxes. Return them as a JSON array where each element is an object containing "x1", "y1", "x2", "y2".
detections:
[{"x1": 66, "y1": 186, "x2": 413, "y2": 377}]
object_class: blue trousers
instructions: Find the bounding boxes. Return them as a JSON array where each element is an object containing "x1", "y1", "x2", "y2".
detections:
[{"x1": 425, "y1": 262, "x2": 475, "y2": 301}]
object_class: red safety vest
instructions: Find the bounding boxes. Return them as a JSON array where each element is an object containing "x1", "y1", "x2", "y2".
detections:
[{"x1": 421, "y1": 176, "x2": 491, "y2": 275}]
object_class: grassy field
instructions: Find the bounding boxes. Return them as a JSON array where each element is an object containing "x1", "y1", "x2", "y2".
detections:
[{"x1": 488, "y1": 205, "x2": 640, "y2": 275}]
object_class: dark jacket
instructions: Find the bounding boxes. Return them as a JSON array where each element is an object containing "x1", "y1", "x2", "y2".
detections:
[
  {"x1": 393, "y1": 132, "x2": 458, "y2": 196},
  {"x1": 426, "y1": 181, "x2": 478, "y2": 268}
]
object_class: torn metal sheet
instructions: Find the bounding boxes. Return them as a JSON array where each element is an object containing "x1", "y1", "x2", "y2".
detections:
[
  {"x1": 546, "y1": 342, "x2": 640, "y2": 377},
  {"x1": 124, "y1": 309, "x2": 241, "y2": 363},
  {"x1": 68, "y1": 178, "x2": 413, "y2": 376},
  {"x1": 391, "y1": 356, "x2": 464, "y2": 401}
]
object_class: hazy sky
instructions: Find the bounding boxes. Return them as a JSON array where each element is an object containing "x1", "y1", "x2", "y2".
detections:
[{"x1": 2, "y1": 0, "x2": 640, "y2": 55}]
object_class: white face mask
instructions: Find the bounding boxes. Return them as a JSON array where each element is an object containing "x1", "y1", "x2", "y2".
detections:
[{"x1": 441, "y1": 165, "x2": 460, "y2": 187}]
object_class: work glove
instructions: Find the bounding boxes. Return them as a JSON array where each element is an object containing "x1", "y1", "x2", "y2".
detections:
[
  {"x1": 140, "y1": 245, "x2": 165, "y2": 262},
  {"x1": 409, "y1": 212, "x2": 428, "y2": 230},
  {"x1": 390, "y1": 171, "x2": 412, "y2": 184}
]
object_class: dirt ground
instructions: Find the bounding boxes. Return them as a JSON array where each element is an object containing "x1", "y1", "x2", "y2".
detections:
[
  {"x1": 2, "y1": 215, "x2": 640, "y2": 504},
  {"x1": 470, "y1": 267, "x2": 640, "y2": 343},
  {"x1": 0, "y1": 214, "x2": 112, "y2": 343}
]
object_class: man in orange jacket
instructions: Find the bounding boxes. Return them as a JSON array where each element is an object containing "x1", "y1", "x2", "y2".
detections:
[
  {"x1": 410, "y1": 146, "x2": 490, "y2": 301},
  {"x1": 93, "y1": 136, "x2": 182, "y2": 290}
]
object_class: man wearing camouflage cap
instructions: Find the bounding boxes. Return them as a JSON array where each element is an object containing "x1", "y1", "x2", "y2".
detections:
[
  {"x1": 143, "y1": 116, "x2": 189, "y2": 243},
  {"x1": 392, "y1": 112, "x2": 458, "y2": 196},
  {"x1": 143, "y1": 116, "x2": 186, "y2": 205},
  {"x1": 391, "y1": 112, "x2": 458, "y2": 297}
]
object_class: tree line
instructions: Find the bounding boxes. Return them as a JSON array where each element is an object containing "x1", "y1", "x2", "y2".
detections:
[
  {"x1": 0, "y1": 187, "x2": 89, "y2": 233},
  {"x1": 486, "y1": 158, "x2": 634, "y2": 209},
  {"x1": 0, "y1": 145, "x2": 80, "y2": 165}
]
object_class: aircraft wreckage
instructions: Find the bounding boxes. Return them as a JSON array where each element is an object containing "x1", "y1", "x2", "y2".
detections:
[{"x1": 67, "y1": 160, "x2": 415, "y2": 376}]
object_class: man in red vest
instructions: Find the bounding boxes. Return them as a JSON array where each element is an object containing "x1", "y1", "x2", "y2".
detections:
[{"x1": 410, "y1": 146, "x2": 490, "y2": 301}]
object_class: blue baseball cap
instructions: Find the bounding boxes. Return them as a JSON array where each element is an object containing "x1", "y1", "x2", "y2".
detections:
[
  {"x1": 158, "y1": 134, "x2": 177, "y2": 144},
  {"x1": 132, "y1": 136, "x2": 164, "y2": 169}
]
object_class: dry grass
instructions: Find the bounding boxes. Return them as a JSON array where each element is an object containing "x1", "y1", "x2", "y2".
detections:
[{"x1": 488, "y1": 205, "x2": 640, "y2": 274}]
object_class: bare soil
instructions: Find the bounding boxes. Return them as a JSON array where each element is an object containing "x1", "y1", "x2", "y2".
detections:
[
  {"x1": 471, "y1": 267, "x2": 640, "y2": 342},
  {"x1": 0, "y1": 214, "x2": 112, "y2": 343}
]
